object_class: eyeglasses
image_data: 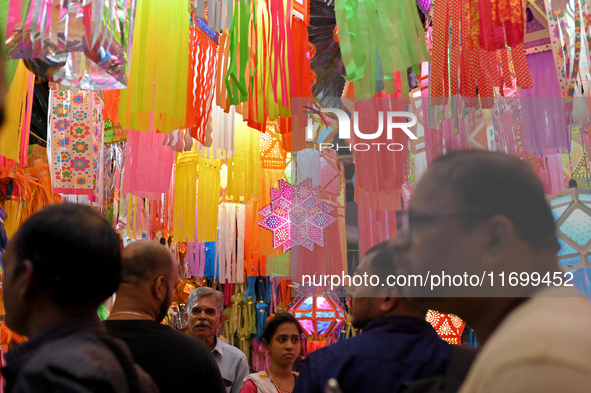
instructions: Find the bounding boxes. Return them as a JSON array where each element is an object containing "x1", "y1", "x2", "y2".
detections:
[{"x1": 401, "y1": 211, "x2": 483, "y2": 236}]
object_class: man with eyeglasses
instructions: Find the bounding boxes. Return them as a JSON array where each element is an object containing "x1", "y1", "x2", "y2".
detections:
[{"x1": 390, "y1": 150, "x2": 591, "y2": 393}]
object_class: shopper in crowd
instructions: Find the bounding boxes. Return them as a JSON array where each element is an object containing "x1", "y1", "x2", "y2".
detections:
[
  {"x1": 391, "y1": 150, "x2": 591, "y2": 392},
  {"x1": 1, "y1": 204, "x2": 158, "y2": 393},
  {"x1": 105, "y1": 240, "x2": 225, "y2": 393},
  {"x1": 240, "y1": 313, "x2": 303, "y2": 393},
  {"x1": 294, "y1": 241, "x2": 475, "y2": 393},
  {"x1": 187, "y1": 287, "x2": 250, "y2": 393}
]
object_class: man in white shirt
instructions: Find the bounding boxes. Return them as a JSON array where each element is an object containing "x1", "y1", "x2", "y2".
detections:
[{"x1": 187, "y1": 287, "x2": 249, "y2": 393}]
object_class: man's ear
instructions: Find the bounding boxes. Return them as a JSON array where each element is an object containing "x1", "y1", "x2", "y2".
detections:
[
  {"x1": 480, "y1": 215, "x2": 515, "y2": 268},
  {"x1": 16, "y1": 260, "x2": 35, "y2": 302},
  {"x1": 379, "y1": 286, "x2": 400, "y2": 313},
  {"x1": 154, "y1": 275, "x2": 166, "y2": 300}
]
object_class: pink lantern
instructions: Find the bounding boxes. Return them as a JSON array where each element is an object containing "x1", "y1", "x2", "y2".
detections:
[
  {"x1": 288, "y1": 288, "x2": 347, "y2": 354},
  {"x1": 258, "y1": 179, "x2": 337, "y2": 252}
]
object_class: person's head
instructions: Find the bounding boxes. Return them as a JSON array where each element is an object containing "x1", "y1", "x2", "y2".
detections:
[
  {"x1": 2, "y1": 203, "x2": 121, "y2": 336},
  {"x1": 186, "y1": 287, "x2": 224, "y2": 340},
  {"x1": 261, "y1": 313, "x2": 304, "y2": 368},
  {"x1": 390, "y1": 151, "x2": 559, "y2": 317},
  {"x1": 347, "y1": 241, "x2": 425, "y2": 329},
  {"x1": 119, "y1": 240, "x2": 179, "y2": 322}
]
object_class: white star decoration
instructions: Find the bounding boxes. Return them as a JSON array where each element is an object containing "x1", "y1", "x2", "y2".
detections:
[{"x1": 258, "y1": 179, "x2": 337, "y2": 251}]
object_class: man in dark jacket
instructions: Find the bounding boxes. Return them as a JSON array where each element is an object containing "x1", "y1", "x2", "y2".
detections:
[
  {"x1": 294, "y1": 241, "x2": 453, "y2": 393},
  {"x1": 1, "y1": 204, "x2": 158, "y2": 393}
]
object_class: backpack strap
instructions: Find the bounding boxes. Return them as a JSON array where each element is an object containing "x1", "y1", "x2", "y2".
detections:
[
  {"x1": 445, "y1": 344, "x2": 479, "y2": 380},
  {"x1": 396, "y1": 345, "x2": 480, "y2": 393}
]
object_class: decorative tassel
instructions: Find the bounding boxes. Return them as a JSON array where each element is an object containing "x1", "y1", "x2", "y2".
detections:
[
  {"x1": 256, "y1": 301, "x2": 270, "y2": 338},
  {"x1": 251, "y1": 338, "x2": 271, "y2": 372},
  {"x1": 245, "y1": 276, "x2": 256, "y2": 301},
  {"x1": 246, "y1": 295, "x2": 256, "y2": 335}
]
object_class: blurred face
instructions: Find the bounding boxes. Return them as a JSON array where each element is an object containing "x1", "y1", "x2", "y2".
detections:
[
  {"x1": 264, "y1": 322, "x2": 301, "y2": 368},
  {"x1": 2, "y1": 239, "x2": 29, "y2": 334},
  {"x1": 188, "y1": 296, "x2": 222, "y2": 340},
  {"x1": 390, "y1": 176, "x2": 481, "y2": 314},
  {"x1": 347, "y1": 253, "x2": 381, "y2": 329}
]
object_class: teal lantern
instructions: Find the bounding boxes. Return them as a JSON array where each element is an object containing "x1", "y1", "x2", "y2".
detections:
[{"x1": 548, "y1": 187, "x2": 591, "y2": 295}]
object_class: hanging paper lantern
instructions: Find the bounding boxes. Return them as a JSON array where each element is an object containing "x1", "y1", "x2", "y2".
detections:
[
  {"x1": 258, "y1": 179, "x2": 337, "y2": 252},
  {"x1": 426, "y1": 310, "x2": 466, "y2": 345},
  {"x1": 175, "y1": 277, "x2": 207, "y2": 305},
  {"x1": 548, "y1": 187, "x2": 591, "y2": 296},
  {"x1": 288, "y1": 288, "x2": 347, "y2": 354},
  {"x1": 5, "y1": 0, "x2": 137, "y2": 90}
]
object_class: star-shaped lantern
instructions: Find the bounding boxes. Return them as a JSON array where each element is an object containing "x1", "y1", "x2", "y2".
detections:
[{"x1": 258, "y1": 179, "x2": 337, "y2": 251}]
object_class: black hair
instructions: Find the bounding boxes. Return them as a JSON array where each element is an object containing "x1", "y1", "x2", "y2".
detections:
[
  {"x1": 261, "y1": 313, "x2": 305, "y2": 343},
  {"x1": 12, "y1": 203, "x2": 121, "y2": 306},
  {"x1": 363, "y1": 241, "x2": 400, "y2": 280},
  {"x1": 429, "y1": 151, "x2": 559, "y2": 250}
]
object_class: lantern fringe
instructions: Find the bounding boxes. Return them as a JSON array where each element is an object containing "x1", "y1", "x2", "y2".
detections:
[{"x1": 0, "y1": 62, "x2": 34, "y2": 165}]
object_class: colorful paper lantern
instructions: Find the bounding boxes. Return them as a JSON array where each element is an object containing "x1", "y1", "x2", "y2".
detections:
[
  {"x1": 548, "y1": 187, "x2": 591, "y2": 295},
  {"x1": 288, "y1": 288, "x2": 347, "y2": 354},
  {"x1": 426, "y1": 310, "x2": 466, "y2": 345},
  {"x1": 548, "y1": 187, "x2": 591, "y2": 268},
  {"x1": 258, "y1": 179, "x2": 337, "y2": 252}
]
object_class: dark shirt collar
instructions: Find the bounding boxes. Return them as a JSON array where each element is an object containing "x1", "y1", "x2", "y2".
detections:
[
  {"x1": 3, "y1": 316, "x2": 105, "y2": 376},
  {"x1": 362, "y1": 315, "x2": 439, "y2": 335}
]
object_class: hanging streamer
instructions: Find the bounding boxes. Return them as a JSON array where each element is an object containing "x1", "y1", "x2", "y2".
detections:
[
  {"x1": 187, "y1": 27, "x2": 219, "y2": 143},
  {"x1": 122, "y1": 128, "x2": 175, "y2": 199},
  {"x1": 226, "y1": 114, "x2": 261, "y2": 202},
  {"x1": 5, "y1": 0, "x2": 137, "y2": 90},
  {"x1": 118, "y1": 0, "x2": 189, "y2": 132},
  {"x1": 174, "y1": 152, "x2": 198, "y2": 242},
  {"x1": 334, "y1": 0, "x2": 430, "y2": 97},
  {"x1": 197, "y1": 156, "x2": 221, "y2": 242},
  {"x1": 430, "y1": 0, "x2": 532, "y2": 106},
  {"x1": 0, "y1": 62, "x2": 34, "y2": 166}
]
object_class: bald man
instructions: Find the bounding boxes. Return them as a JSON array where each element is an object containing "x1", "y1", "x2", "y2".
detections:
[{"x1": 105, "y1": 240, "x2": 225, "y2": 393}]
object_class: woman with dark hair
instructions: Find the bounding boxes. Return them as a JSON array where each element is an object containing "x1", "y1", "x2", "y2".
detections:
[{"x1": 240, "y1": 313, "x2": 304, "y2": 393}]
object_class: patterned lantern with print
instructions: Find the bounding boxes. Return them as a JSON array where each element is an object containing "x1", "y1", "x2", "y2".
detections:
[
  {"x1": 426, "y1": 310, "x2": 466, "y2": 345},
  {"x1": 548, "y1": 187, "x2": 591, "y2": 295},
  {"x1": 288, "y1": 287, "x2": 347, "y2": 354}
]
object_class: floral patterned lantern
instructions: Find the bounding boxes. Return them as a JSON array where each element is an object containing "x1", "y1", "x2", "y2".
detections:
[
  {"x1": 48, "y1": 87, "x2": 104, "y2": 202},
  {"x1": 258, "y1": 179, "x2": 337, "y2": 252},
  {"x1": 548, "y1": 187, "x2": 591, "y2": 295},
  {"x1": 288, "y1": 288, "x2": 347, "y2": 354},
  {"x1": 426, "y1": 310, "x2": 466, "y2": 345}
]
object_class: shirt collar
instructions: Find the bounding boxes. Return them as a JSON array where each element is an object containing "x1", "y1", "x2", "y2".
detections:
[
  {"x1": 212, "y1": 336, "x2": 224, "y2": 357},
  {"x1": 3, "y1": 316, "x2": 105, "y2": 376},
  {"x1": 362, "y1": 315, "x2": 439, "y2": 335}
]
